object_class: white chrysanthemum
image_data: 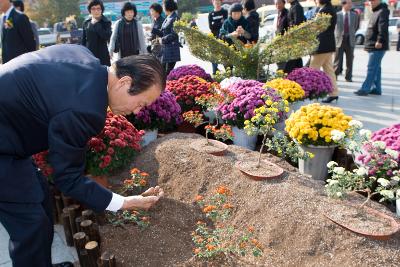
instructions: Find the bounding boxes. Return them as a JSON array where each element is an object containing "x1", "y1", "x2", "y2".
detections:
[
  {"x1": 331, "y1": 130, "x2": 345, "y2": 142},
  {"x1": 380, "y1": 190, "x2": 395, "y2": 199},
  {"x1": 359, "y1": 129, "x2": 372, "y2": 139},
  {"x1": 329, "y1": 180, "x2": 339, "y2": 185},
  {"x1": 336, "y1": 192, "x2": 343, "y2": 197},
  {"x1": 333, "y1": 167, "x2": 345, "y2": 175},
  {"x1": 355, "y1": 167, "x2": 368, "y2": 176},
  {"x1": 391, "y1": 176, "x2": 400, "y2": 182},
  {"x1": 385, "y1": 148, "x2": 399, "y2": 160},
  {"x1": 327, "y1": 161, "x2": 338, "y2": 168},
  {"x1": 349, "y1": 120, "x2": 363, "y2": 129},
  {"x1": 220, "y1": 77, "x2": 243, "y2": 89},
  {"x1": 377, "y1": 178, "x2": 390, "y2": 187},
  {"x1": 373, "y1": 141, "x2": 386, "y2": 150},
  {"x1": 348, "y1": 141, "x2": 358, "y2": 151}
]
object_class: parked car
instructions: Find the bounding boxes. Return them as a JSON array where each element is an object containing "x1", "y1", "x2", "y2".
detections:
[
  {"x1": 355, "y1": 17, "x2": 399, "y2": 45},
  {"x1": 259, "y1": 14, "x2": 277, "y2": 41},
  {"x1": 38, "y1": 28, "x2": 57, "y2": 46}
]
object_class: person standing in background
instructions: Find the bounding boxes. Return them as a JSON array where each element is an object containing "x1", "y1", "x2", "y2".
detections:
[
  {"x1": 286, "y1": 0, "x2": 305, "y2": 73},
  {"x1": 242, "y1": 0, "x2": 259, "y2": 43},
  {"x1": 396, "y1": 19, "x2": 400, "y2": 51},
  {"x1": 146, "y1": 3, "x2": 164, "y2": 57},
  {"x1": 0, "y1": 0, "x2": 36, "y2": 63},
  {"x1": 208, "y1": 0, "x2": 228, "y2": 75},
  {"x1": 151, "y1": 0, "x2": 181, "y2": 76},
  {"x1": 82, "y1": 0, "x2": 112, "y2": 66},
  {"x1": 219, "y1": 3, "x2": 251, "y2": 45},
  {"x1": 274, "y1": 0, "x2": 289, "y2": 71},
  {"x1": 109, "y1": 2, "x2": 147, "y2": 61},
  {"x1": 334, "y1": 0, "x2": 359, "y2": 82},
  {"x1": 12, "y1": 0, "x2": 39, "y2": 50},
  {"x1": 354, "y1": 0, "x2": 389, "y2": 96},
  {"x1": 310, "y1": 0, "x2": 338, "y2": 103}
]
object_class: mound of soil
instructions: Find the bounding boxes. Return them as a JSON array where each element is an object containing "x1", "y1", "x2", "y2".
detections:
[{"x1": 100, "y1": 133, "x2": 400, "y2": 267}]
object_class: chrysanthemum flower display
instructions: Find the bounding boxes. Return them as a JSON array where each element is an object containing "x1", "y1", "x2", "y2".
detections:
[
  {"x1": 166, "y1": 75, "x2": 216, "y2": 112},
  {"x1": 167, "y1": 64, "x2": 213, "y2": 81},
  {"x1": 286, "y1": 67, "x2": 333, "y2": 100},
  {"x1": 285, "y1": 103, "x2": 352, "y2": 146},
  {"x1": 86, "y1": 111, "x2": 144, "y2": 176},
  {"x1": 372, "y1": 124, "x2": 400, "y2": 153},
  {"x1": 126, "y1": 91, "x2": 182, "y2": 131},
  {"x1": 264, "y1": 78, "x2": 305, "y2": 103}
]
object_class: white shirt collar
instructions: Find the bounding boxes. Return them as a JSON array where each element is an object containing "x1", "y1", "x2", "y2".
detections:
[{"x1": 3, "y1": 6, "x2": 14, "y2": 19}]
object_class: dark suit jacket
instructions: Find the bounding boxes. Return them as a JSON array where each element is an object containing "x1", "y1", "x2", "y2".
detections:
[
  {"x1": 152, "y1": 11, "x2": 181, "y2": 63},
  {"x1": 365, "y1": 3, "x2": 390, "y2": 51},
  {"x1": 315, "y1": 3, "x2": 337, "y2": 54},
  {"x1": 82, "y1": 16, "x2": 112, "y2": 66},
  {"x1": 288, "y1": 0, "x2": 305, "y2": 27},
  {"x1": 276, "y1": 8, "x2": 289, "y2": 36},
  {"x1": 246, "y1": 10, "x2": 260, "y2": 43},
  {"x1": 335, "y1": 10, "x2": 359, "y2": 48},
  {"x1": 0, "y1": 44, "x2": 112, "y2": 212},
  {"x1": 1, "y1": 8, "x2": 36, "y2": 63}
]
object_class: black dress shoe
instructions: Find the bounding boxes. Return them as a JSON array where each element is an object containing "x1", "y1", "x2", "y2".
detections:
[
  {"x1": 369, "y1": 90, "x2": 382, "y2": 95},
  {"x1": 345, "y1": 78, "x2": 352, "y2": 82},
  {"x1": 354, "y1": 90, "x2": 368, "y2": 96},
  {"x1": 321, "y1": 96, "x2": 339, "y2": 103},
  {"x1": 52, "y1": 262, "x2": 74, "y2": 267}
]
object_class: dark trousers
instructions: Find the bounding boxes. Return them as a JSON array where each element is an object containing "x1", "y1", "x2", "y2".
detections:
[
  {"x1": 284, "y1": 58, "x2": 303, "y2": 74},
  {"x1": 397, "y1": 33, "x2": 400, "y2": 51},
  {"x1": 334, "y1": 36, "x2": 354, "y2": 80},
  {"x1": 0, "y1": 168, "x2": 54, "y2": 267},
  {"x1": 163, "y1": 62, "x2": 176, "y2": 76}
]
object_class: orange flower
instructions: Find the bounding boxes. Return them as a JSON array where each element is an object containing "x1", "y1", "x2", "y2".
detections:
[
  {"x1": 203, "y1": 205, "x2": 217, "y2": 213},
  {"x1": 216, "y1": 186, "x2": 230, "y2": 195},
  {"x1": 141, "y1": 216, "x2": 150, "y2": 222},
  {"x1": 206, "y1": 244, "x2": 215, "y2": 251},
  {"x1": 222, "y1": 203, "x2": 233, "y2": 209},
  {"x1": 239, "y1": 242, "x2": 247, "y2": 249},
  {"x1": 195, "y1": 195, "x2": 204, "y2": 202},
  {"x1": 197, "y1": 238, "x2": 204, "y2": 243},
  {"x1": 130, "y1": 168, "x2": 140, "y2": 174},
  {"x1": 193, "y1": 248, "x2": 201, "y2": 254},
  {"x1": 247, "y1": 226, "x2": 255, "y2": 232},
  {"x1": 139, "y1": 179, "x2": 147, "y2": 186},
  {"x1": 207, "y1": 237, "x2": 213, "y2": 242},
  {"x1": 123, "y1": 179, "x2": 133, "y2": 185},
  {"x1": 196, "y1": 221, "x2": 205, "y2": 225},
  {"x1": 140, "y1": 172, "x2": 149, "y2": 177}
]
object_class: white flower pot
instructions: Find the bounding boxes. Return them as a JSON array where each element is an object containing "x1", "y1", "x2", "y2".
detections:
[
  {"x1": 298, "y1": 145, "x2": 336, "y2": 180},
  {"x1": 232, "y1": 126, "x2": 257, "y2": 150},
  {"x1": 141, "y1": 129, "x2": 158, "y2": 147},
  {"x1": 397, "y1": 189, "x2": 400, "y2": 218}
]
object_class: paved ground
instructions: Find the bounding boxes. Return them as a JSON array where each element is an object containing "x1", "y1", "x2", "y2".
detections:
[{"x1": 1, "y1": 43, "x2": 399, "y2": 267}]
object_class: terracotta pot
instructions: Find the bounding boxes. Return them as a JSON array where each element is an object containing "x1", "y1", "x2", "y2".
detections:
[
  {"x1": 235, "y1": 160, "x2": 285, "y2": 181},
  {"x1": 87, "y1": 174, "x2": 110, "y2": 189},
  {"x1": 324, "y1": 205, "x2": 400, "y2": 241},
  {"x1": 189, "y1": 139, "x2": 228, "y2": 156}
]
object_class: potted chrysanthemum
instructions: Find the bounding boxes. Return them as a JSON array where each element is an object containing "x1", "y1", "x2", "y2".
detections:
[
  {"x1": 285, "y1": 103, "x2": 352, "y2": 180},
  {"x1": 126, "y1": 91, "x2": 182, "y2": 146},
  {"x1": 166, "y1": 64, "x2": 213, "y2": 82},
  {"x1": 217, "y1": 80, "x2": 283, "y2": 150}
]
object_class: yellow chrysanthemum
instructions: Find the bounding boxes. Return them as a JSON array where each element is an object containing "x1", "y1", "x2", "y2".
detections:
[{"x1": 264, "y1": 78, "x2": 305, "y2": 102}]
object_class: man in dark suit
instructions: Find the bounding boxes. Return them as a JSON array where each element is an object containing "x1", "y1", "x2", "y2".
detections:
[
  {"x1": 0, "y1": 44, "x2": 164, "y2": 267},
  {"x1": 334, "y1": 0, "x2": 359, "y2": 82},
  {"x1": 286, "y1": 0, "x2": 306, "y2": 73},
  {"x1": 0, "y1": 0, "x2": 36, "y2": 63},
  {"x1": 274, "y1": 0, "x2": 289, "y2": 71}
]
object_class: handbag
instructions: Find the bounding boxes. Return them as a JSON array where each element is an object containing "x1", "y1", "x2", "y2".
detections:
[{"x1": 151, "y1": 37, "x2": 162, "y2": 57}]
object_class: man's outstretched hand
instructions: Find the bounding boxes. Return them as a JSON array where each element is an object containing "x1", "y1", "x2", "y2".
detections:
[{"x1": 121, "y1": 186, "x2": 164, "y2": 211}]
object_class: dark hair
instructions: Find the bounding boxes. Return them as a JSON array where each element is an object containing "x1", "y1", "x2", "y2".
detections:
[
  {"x1": 341, "y1": 0, "x2": 347, "y2": 5},
  {"x1": 121, "y1": 2, "x2": 137, "y2": 17},
  {"x1": 242, "y1": 0, "x2": 256, "y2": 10},
  {"x1": 230, "y1": 3, "x2": 243, "y2": 14},
  {"x1": 12, "y1": 0, "x2": 24, "y2": 12},
  {"x1": 87, "y1": 0, "x2": 104, "y2": 13},
  {"x1": 150, "y1": 3, "x2": 163, "y2": 15},
  {"x1": 115, "y1": 55, "x2": 166, "y2": 95},
  {"x1": 163, "y1": 0, "x2": 178, "y2": 12}
]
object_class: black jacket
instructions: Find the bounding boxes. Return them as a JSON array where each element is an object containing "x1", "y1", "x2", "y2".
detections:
[
  {"x1": 208, "y1": 8, "x2": 228, "y2": 37},
  {"x1": 219, "y1": 16, "x2": 250, "y2": 45},
  {"x1": 151, "y1": 15, "x2": 165, "y2": 41},
  {"x1": 246, "y1": 10, "x2": 260, "y2": 43},
  {"x1": 82, "y1": 16, "x2": 112, "y2": 66},
  {"x1": 315, "y1": 3, "x2": 337, "y2": 54},
  {"x1": 288, "y1": 0, "x2": 305, "y2": 27},
  {"x1": 276, "y1": 8, "x2": 289, "y2": 35},
  {"x1": 1, "y1": 8, "x2": 36, "y2": 63},
  {"x1": 0, "y1": 45, "x2": 112, "y2": 211},
  {"x1": 364, "y1": 3, "x2": 389, "y2": 51}
]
